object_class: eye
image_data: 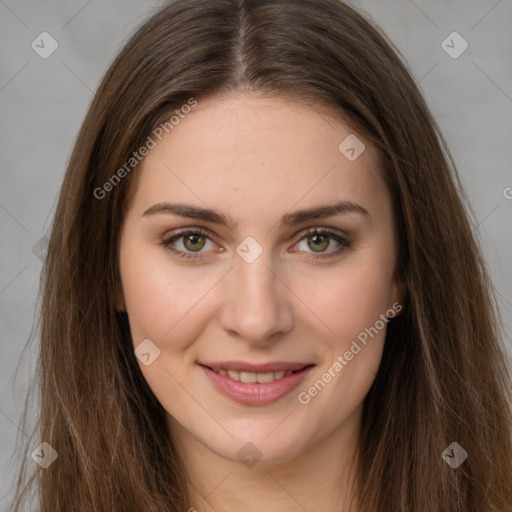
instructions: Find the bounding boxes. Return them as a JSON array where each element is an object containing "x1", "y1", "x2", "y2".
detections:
[
  {"x1": 292, "y1": 228, "x2": 350, "y2": 259},
  {"x1": 161, "y1": 228, "x2": 218, "y2": 260},
  {"x1": 161, "y1": 227, "x2": 350, "y2": 260}
]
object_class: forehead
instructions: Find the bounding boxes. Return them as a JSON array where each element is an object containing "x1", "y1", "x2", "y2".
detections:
[{"x1": 125, "y1": 92, "x2": 389, "y2": 223}]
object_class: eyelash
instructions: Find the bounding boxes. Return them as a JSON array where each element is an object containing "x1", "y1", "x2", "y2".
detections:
[{"x1": 160, "y1": 227, "x2": 351, "y2": 261}]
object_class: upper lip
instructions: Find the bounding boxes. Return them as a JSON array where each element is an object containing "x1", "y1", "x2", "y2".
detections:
[{"x1": 199, "y1": 361, "x2": 314, "y2": 373}]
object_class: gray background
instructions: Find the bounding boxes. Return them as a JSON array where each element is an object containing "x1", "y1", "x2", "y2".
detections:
[{"x1": 1, "y1": 0, "x2": 511, "y2": 508}]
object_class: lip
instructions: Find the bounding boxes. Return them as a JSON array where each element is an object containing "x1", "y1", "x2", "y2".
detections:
[{"x1": 199, "y1": 363, "x2": 315, "y2": 406}]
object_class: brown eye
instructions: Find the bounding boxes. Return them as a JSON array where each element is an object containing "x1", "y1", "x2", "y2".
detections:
[
  {"x1": 294, "y1": 228, "x2": 350, "y2": 259},
  {"x1": 307, "y1": 234, "x2": 330, "y2": 252},
  {"x1": 183, "y1": 233, "x2": 206, "y2": 252},
  {"x1": 161, "y1": 229, "x2": 217, "y2": 260}
]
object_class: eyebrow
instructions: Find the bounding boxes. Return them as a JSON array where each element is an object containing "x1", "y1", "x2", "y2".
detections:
[{"x1": 142, "y1": 200, "x2": 370, "y2": 228}]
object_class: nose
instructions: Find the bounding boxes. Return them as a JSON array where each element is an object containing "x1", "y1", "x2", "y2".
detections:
[{"x1": 218, "y1": 251, "x2": 294, "y2": 346}]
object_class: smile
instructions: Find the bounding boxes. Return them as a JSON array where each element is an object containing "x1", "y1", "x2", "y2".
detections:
[
  {"x1": 199, "y1": 363, "x2": 315, "y2": 406},
  {"x1": 209, "y1": 368, "x2": 295, "y2": 382}
]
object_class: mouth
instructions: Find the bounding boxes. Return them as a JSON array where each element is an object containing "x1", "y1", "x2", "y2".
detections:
[
  {"x1": 202, "y1": 366, "x2": 305, "y2": 383},
  {"x1": 198, "y1": 362, "x2": 315, "y2": 406}
]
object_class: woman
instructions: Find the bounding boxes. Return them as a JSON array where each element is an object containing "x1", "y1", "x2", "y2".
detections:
[{"x1": 9, "y1": 0, "x2": 512, "y2": 510}]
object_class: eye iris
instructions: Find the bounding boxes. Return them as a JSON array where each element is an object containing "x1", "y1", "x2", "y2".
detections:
[
  {"x1": 308, "y1": 234, "x2": 329, "y2": 252},
  {"x1": 184, "y1": 234, "x2": 205, "y2": 252}
]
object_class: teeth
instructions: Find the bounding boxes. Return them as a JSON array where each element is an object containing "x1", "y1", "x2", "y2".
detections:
[
  {"x1": 256, "y1": 372, "x2": 274, "y2": 383},
  {"x1": 211, "y1": 368, "x2": 299, "y2": 382},
  {"x1": 240, "y1": 371, "x2": 257, "y2": 383},
  {"x1": 227, "y1": 370, "x2": 240, "y2": 380}
]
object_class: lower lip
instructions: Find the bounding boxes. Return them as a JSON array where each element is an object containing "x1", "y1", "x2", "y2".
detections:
[{"x1": 200, "y1": 365, "x2": 315, "y2": 406}]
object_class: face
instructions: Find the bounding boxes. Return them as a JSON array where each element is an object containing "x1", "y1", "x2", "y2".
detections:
[{"x1": 118, "y1": 91, "x2": 402, "y2": 467}]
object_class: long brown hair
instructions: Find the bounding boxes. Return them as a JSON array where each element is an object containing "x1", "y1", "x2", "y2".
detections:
[{"x1": 9, "y1": 0, "x2": 512, "y2": 510}]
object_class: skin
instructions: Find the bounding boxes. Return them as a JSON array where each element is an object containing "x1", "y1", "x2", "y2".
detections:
[{"x1": 117, "y1": 91, "x2": 403, "y2": 512}]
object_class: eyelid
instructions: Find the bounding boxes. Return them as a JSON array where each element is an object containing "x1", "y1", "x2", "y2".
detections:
[
  {"x1": 293, "y1": 226, "x2": 349, "y2": 243},
  {"x1": 162, "y1": 226, "x2": 213, "y2": 242}
]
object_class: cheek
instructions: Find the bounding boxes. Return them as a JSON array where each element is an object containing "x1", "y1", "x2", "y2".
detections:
[
  {"x1": 294, "y1": 266, "x2": 391, "y2": 417},
  {"x1": 120, "y1": 240, "x2": 221, "y2": 344},
  {"x1": 119, "y1": 246, "x2": 214, "y2": 415},
  {"x1": 295, "y1": 259, "x2": 395, "y2": 342}
]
